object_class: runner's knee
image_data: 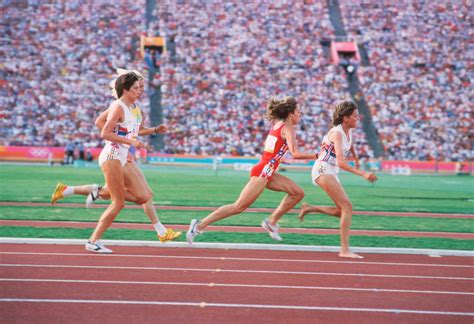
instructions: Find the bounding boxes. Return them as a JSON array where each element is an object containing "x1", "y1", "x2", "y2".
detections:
[
  {"x1": 233, "y1": 202, "x2": 249, "y2": 213},
  {"x1": 135, "y1": 192, "x2": 151, "y2": 205},
  {"x1": 339, "y1": 199, "x2": 353, "y2": 213},
  {"x1": 291, "y1": 187, "x2": 305, "y2": 201},
  {"x1": 110, "y1": 200, "x2": 126, "y2": 211}
]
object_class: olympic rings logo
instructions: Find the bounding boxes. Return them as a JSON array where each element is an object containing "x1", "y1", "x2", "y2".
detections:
[{"x1": 29, "y1": 148, "x2": 51, "y2": 157}]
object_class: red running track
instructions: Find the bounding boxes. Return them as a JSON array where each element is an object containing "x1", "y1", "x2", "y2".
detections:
[{"x1": 1, "y1": 244, "x2": 473, "y2": 323}]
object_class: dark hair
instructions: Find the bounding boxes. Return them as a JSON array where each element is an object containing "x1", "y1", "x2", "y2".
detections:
[
  {"x1": 115, "y1": 72, "x2": 139, "y2": 98},
  {"x1": 265, "y1": 96, "x2": 298, "y2": 121},
  {"x1": 332, "y1": 100, "x2": 358, "y2": 126}
]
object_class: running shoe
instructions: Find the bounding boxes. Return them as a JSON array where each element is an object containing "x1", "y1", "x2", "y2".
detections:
[
  {"x1": 159, "y1": 228, "x2": 182, "y2": 242},
  {"x1": 51, "y1": 182, "x2": 67, "y2": 205},
  {"x1": 85, "y1": 240, "x2": 113, "y2": 254},
  {"x1": 85, "y1": 184, "x2": 101, "y2": 208},
  {"x1": 186, "y1": 219, "x2": 202, "y2": 244},
  {"x1": 261, "y1": 218, "x2": 282, "y2": 241}
]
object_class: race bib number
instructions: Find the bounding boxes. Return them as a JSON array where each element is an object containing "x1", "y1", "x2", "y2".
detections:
[{"x1": 264, "y1": 135, "x2": 278, "y2": 153}]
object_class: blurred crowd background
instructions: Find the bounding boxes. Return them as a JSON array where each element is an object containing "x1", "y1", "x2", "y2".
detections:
[{"x1": 1, "y1": 0, "x2": 471, "y2": 162}]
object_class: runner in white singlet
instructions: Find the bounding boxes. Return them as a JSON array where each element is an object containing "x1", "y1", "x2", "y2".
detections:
[
  {"x1": 98, "y1": 99, "x2": 140, "y2": 167},
  {"x1": 298, "y1": 101, "x2": 377, "y2": 259},
  {"x1": 311, "y1": 124, "x2": 353, "y2": 184}
]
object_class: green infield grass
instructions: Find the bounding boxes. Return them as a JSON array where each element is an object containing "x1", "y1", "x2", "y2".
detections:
[
  {"x1": 1, "y1": 164, "x2": 473, "y2": 213},
  {"x1": 1, "y1": 164, "x2": 473, "y2": 251}
]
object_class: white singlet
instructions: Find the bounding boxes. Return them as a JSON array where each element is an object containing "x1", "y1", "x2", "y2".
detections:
[
  {"x1": 311, "y1": 124, "x2": 352, "y2": 185},
  {"x1": 98, "y1": 100, "x2": 141, "y2": 167}
]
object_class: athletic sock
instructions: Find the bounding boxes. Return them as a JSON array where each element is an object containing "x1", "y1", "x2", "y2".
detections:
[
  {"x1": 64, "y1": 186, "x2": 74, "y2": 196},
  {"x1": 153, "y1": 222, "x2": 167, "y2": 236}
]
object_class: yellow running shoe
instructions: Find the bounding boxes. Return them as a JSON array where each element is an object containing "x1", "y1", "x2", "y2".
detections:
[
  {"x1": 158, "y1": 228, "x2": 182, "y2": 242},
  {"x1": 51, "y1": 182, "x2": 67, "y2": 205}
]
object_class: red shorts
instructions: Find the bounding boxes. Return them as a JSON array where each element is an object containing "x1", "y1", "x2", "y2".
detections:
[{"x1": 250, "y1": 160, "x2": 279, "y2": 180}]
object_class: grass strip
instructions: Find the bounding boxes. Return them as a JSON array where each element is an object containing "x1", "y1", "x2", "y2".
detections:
[
  {"x1": 1, "y1": 165, "x2": 473, "y2": 214},
  {"x1": 1, "y1": 206, "x2": 473, "y2": 233}
]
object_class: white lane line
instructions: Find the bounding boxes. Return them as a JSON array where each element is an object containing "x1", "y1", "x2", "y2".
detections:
[
  {"x1": 1, "y1": 298, "x2": 473, "y2": 316},
  {"x1": 2, "y1": 278, "x2": 473, "y2": 296},
  {"x1": 1, "y1": 264, "x2": 472, "y2": 281},
  {"x1": 1, "y1": 252, "x2": 473, "y2": 268}
]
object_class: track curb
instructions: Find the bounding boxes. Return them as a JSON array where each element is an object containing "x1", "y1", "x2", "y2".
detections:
[{"x1": 1, "y1": 238, "x2": 473, "y2": 257}]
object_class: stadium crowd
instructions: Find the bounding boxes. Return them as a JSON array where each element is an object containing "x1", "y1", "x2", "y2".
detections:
[
  {"x1": 1, "y1": 1, "x2": 149, "y2": 148},
  {"x1": 153, "y1": 1, "x2": 372, "y2": 158},
  {"x1": 2, "y1": 0, "x2": 470, "y2": 162},
  {"x1": 340, "y1": 0, "x2": 472, "y2": 162}
]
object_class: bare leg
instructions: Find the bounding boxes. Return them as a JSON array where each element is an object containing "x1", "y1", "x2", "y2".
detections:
[
  {"x1": 72, "y1": 185, "x2": 97, "y2": 196},
  {"x1": 98, "y1": 185, "x2": 142, "y2": 204},
  {"x1": 123, "y1": 162, "x2": 159, "y2": 224},
  {"x1": 197, "y1": 177, "x2": 268, "y2": 231},
  {"x1": 316, "y1": 175, "x2": 362, "y2": 259},
  {"x1": 93, "y1": 163, "x2": 160, "y2": 225},
  {"x1": 265, "y1": 173, "x2": 305, "y2": 226},
  {"x1": 89, "y1": 160, "x2": 125, "y2": 243},
  {"x1": 297, "y1": 203, "x2": 341, "y2": 222}
]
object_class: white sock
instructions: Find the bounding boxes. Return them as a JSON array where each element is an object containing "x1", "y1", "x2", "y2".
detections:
[
  {"x1": 63, "y1": 186, "x2": 74, "y2": 196},
  {"x1": 153, "y1": 222, "x2": 167, "y2": 236}
]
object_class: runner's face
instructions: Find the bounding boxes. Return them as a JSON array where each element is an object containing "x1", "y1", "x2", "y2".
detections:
[
  {"x1": 124, "y1": 81, "x2": 141, "y2": 102},
  {"x1": 290, "y1": 106, "x2": 301, "y2": 124},
  {"x1": 137, "y1": 79, "x2": 145, "y2": 98},
  {"x1": 347, "y1": 109, "x2": 359, "y2": 128}
]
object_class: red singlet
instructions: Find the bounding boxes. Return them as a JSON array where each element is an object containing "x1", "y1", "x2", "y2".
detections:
[{"x1": 250, "y1": 123, "x2": 288, "y2": 180}]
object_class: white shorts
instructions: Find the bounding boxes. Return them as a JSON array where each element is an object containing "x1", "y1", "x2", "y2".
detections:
[
  {"x1": 98, "y1": 144, "x2": 128, "y2": 167},
  {"x1": 311, "y1": 161, "x2": 340, "y2": 186}
]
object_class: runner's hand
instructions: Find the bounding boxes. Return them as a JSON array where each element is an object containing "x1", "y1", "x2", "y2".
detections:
[
  {"x1": 127, "y1": 151, "x2": 134, "y2": 163},
  {"x1": 131, "y1": 139, "x2": 144, "y2": 149},
  {"x1": 154, "y1": 124, "x2": 168, "y2": 134},
  {"x1": 363, "y1": 172, "x2": 377, "y2": 182}
]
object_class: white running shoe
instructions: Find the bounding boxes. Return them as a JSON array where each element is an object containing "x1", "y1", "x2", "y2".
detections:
[
  {"x1": 186, "y1": 219, "x2": 202, "y2": 245},
  {"x1": 85, "y1": 240, "x2": 113, "y2": 254},
  {"x1": 261, "y1": 218, "x2": 282, "y2": 241},
  {"x1": 85, "y1": 184, "x2": 101, "y2": 208}
]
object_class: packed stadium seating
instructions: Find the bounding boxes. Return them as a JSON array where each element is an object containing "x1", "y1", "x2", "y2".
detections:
[{"x1": 2, "y1": 0, "x2": 470, "y2": 162}]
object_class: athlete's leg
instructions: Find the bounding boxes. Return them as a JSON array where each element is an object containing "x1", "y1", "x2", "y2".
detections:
[
  {"x1": 122, "y1": 162, "x2": 180, "y2": 241},
  {"x1": 51, "y1": 183, "x2": 100, "y2": 204},
  {"x1": 297, "y1": 203, "x2": 341, "y2": 222},
  {"x1": 197, "y1": 177, "x2": 268, "y2": 231},
  {"x1": 124, "y1": 162, "x2": 158, "y2": 222},
  {"x1": 315, "y1": 175, "x2": 361, "y2": 259},
  {"x1": 98, "y1": 172, "x2": 150, "y2": 204},
  {"x1": 122, "y1": 163, "x2": 151, "y2": 205},
  {"x1": 265, "y1": 173, "x2": 305, "y2": 225},
  {"x1": 88, "y1": 160, "x2": 125, "y2": 243}
]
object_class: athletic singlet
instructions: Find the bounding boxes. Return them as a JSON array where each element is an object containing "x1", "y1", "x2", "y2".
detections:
[
  {"x1": 102, "y1": 99, "x2": 137, "y2": 149},
  {"x1": 250, "y1": 123, "x2": 288, "y2": 179},
  {"x1": 127, "y1": 103, "x2": 143, "y2": 155},
  {"x1": 317, "y1": 124, "x2": 352, "y2": 166},
  {"x1": 99, "y1": 99, "x2": 141, "y2": 166}
]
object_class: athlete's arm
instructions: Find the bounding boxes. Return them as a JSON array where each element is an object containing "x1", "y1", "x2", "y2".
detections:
[
  {"x1": 349, "y1": 145, "x2": 360, "y2": 169},
  {"x1": 95, "y1": 109, "x2": 109, "y2": 131},
  {"x1": 138, "y1": 123, "x2": 168, "y2": 136},
  {"x1": 100, "y1": 103, "x2": 144, "y2": 148},
  {"x1": 282, "y1": 125, "x2": 317, "y2": 160},
  {"x1": 331, "y1": 132, "x2": 375, "y2": 182}
]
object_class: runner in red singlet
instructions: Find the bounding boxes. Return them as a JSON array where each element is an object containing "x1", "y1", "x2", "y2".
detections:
[{"x1": 187, "y1": 96, "x2": 317, "y2": 243}]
